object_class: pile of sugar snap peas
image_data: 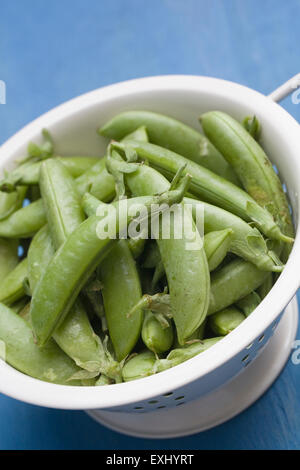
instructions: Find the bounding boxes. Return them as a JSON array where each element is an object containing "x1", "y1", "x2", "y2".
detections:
[{"x1": 0, "y1": 109, "x2": 294, "y2": 386}]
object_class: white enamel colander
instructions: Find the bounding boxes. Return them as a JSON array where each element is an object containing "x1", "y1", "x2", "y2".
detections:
[{"x1": 0, "y1": 75, "x2": 299, "y2": 438}]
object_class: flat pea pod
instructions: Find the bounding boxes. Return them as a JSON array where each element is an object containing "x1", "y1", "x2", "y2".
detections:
[
  {"x1": 122, "y1": 350, "x2": 156, "y2": 382},
  {"x1": 204, "y1": 229, "x2": 233, "y2": 271},
  {"x1": 0, "y1": 238, "x2": 19, "y2": 282},
  {"x1": 82, "y1": 193, "x2": 146, "y2": 259},
  {"x1": 120, "y1": 140, "x2": 290, "y2": 244},
  {"x1": 208, "y1": 258, "x2": 269, "y2": 315},
  {"x1": 0, "y1": 258, "x2": 28, "y2": 305},
  {"x1": 99, "y1": 110, "x2": 240, "y2": 185},
  {"x1": 0, "y1": 199, "x2": 46, "y2": 238},
  {"x1": 142, "y1": 311, "x2": 174, "y2": 354},
  {"x1": 124, "y1": 165, "x2": 210, "y2": 344},
  {"x1": 99, "y1": 239, "x2": 143, "y2": 361},
  {"x1": 40, "y1": 159, "x2": 85, "y2": 248},
  {"x1": 156, "y1": 337, "x2": 222, "y2": 372},
  {"x1": 0, "y1": 157, "x2": 99, "y2": 190},
  {"x1": 236, "y1": 292, "x2": 261, "y2": 317},
  {"x1": 31, "y1": 190, "x2": 186, "y2": 346},
  {"x1": 185, "y1": 197, "x2": 281, "y2": 272},
  {"x1": 0, "y1": 302, "x2": 81, "y2": 385},
  {"x1": 209, "y1": 307, "x2": 245, "y2": 336}
]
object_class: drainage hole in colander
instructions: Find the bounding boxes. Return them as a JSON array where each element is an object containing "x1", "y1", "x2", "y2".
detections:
[
  {"x1": 176, "y1": 402, "x2": 185, "y2": 407},
  {"x1": 258, "y1": 334, "x2": 265, "y2": 343},
  {"x1": 175, "y1": 395, "x2": 185, "y2": 401},
  {"x1": 242, "y1": 354, "x2": 250, "y2": 363},
  {"x1": 163, "y1": 392, "x2": 174, "y2": 397},
  {"x1": 157, "y1": 405, "x2": 166, "y2": 409},
  {"x1": 134, "y1": 406, "x2": 144, "y2": 410},
  {"x1": 246, "y1": 342, "x2": 254, "y2": 350},
  {"x1": 148, "y1": 400, "x2": 159, "y2": 404}
]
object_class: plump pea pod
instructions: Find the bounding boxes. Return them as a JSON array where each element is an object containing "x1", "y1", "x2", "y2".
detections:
[
  {"x1": 257, "y1": 273, "x2": 273, "y2": 300},
  {"x1": 27, "y1": 225, "x2": 55, "y2": 292},
  {"x1": 118, "y1": 140, "x2": 290, "y2": 244},
  {"x1": 0, "y1": 157, "x2": 99, "y2": 191},
  {"x1": 157, "y1": 337, "x2": 223, "y2": 372},
  {"x1": 236, "y1": 292, "x2": 261, "y2": 317},
  {"x1": 173, "y1": 320, "x2": 207, "y2": 348},
  {"x1": 0, "y1": 302, "x2": 82, "y2": 385},
  {"x1": 99, "y1": 110, "x2": 240, "y2": 185},
  {"x1": 204, "y1": 229, "x2": 233, "y2": 271},
  {"x1": 0, "y1": 258, "x2": 28, "y2": 305},
  {"x1": 209, "y1": 307, "x2": 245, "y2": 336},
  {"x1": 208, "y1": 258, "x2": 269, "y2": 315},
  {"x1": 31, "y1": 185, "x2": 188, "y2": 346},
  {"x1": 200, "y1": 111, "x2": 294, "y2": 247},
  {"x1": 185, "y1": 197, "x2": 281, "y2": 272},
  {"x1": 40, "y1": 159, "x2": 85, "y2": 248},
  {"x1": 0, "y1": 199, "x2": 46, "y2": 238},
  {"x1": 0, "y1": 238, "x2": 19, "y2": 282},
  {"x1": 0, "y1": 186, "x2": 27, "y2": 220},
  {"x1": 142, "y1": 311, "x2": 174, "y2": 354},
  {"x1": 122, "y1": 350, "x2": 156, "y2": 382},
  {"x1": 82, "y1": 193, "x2": 145, "y2": 259},
  {"x1": 121, "y1": 164, "x2": 210, "y2": 344},
  {"x1": 99, "y1": 239, "x2": 143, "y2": 361}
]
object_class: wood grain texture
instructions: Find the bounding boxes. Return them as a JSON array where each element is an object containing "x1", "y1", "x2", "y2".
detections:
[{"x1": 0, "y1": 0, "x2": 300, "y2": 450}]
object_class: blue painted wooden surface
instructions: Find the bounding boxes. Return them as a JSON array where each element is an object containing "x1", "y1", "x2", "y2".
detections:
[{"x1": 0, "y1": 0, "x2": 300, "y2": 450}]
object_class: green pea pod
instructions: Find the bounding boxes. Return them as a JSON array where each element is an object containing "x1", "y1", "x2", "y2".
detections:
[
  {"x1": 122, "y1": 125, "x2": 149, "y2": 143},
  {"x1": 185, "y1": 197, "x2": 281, "y2": 272},
  {"x1": 99, "y1": 110, "x2": 240, "y2": 185},
  {"x1": 204, "y1": 229, "x2": 233, "y2": 271},
  {"x1": 0, "y1": 258, "x2": 28, "y2": 305},
  {"x1": 0, "y1": 186, "x2": 27, "y2": 220},
  {"x1": 27, "y1": 225, "x2": 55, "y2": 292},
  {"x1": 0, "y1": 302, "x2": 82, "y2": 385},
  {"x1": 40, "y1": 159, "x2": 85, "y2": 248},
  {"x1": 236, "y1": 292, "x2": 261, "y2": 317},
  {"x1": 123, "y1": 165, "x2": 210, "y2": 344},
  {"x1": 200, "y1": 111, "x2": 294, "y2": 249},
  {"x1": 99, "y1": 239, "x2": 143, "y2": 361},
  {"x1": 0, "y1": 199, "x2": 46, "y2": 238},
  {"x1": 208, "y1": 258, "x2": 269, "y2": 315},
  {"x1": 117, "y1": 140, "x2": 290, "y2": 244},
  {"x1": 157, "y1": 337, "x2": 222, "y2": 372},
  {"x1": 127, "y1": 238, "x2": 146, "y2": 259},
  {"x1": 10, "y1": 297, "x2": 29, "y2": 315},
  {"x1": 142, "y1": 311, "x2": 174, "y2": 354},
  {"x1": 209, "y1": 307, "x2": 245, "y2": 336},
  {"x1": 122, "y1": 350, "x2": 157, "y2": 382},
  {"x1": 257, "y1": 273, "x2": 273, "y2": 300},
  {"x1": 0, "y1": 238, "x2": 19, "y2": 282},
  {"x1": 31, "y1": 186, "x2": 188, "y2": 346},
  {"x1": 243, "y1": 115, "x2": 261, "y2": 140},
  {"x1": 95, "y1": 374, "x2": 113, "y2": 386},
  {"x1": 0, "y1": 157, "x2": 99, "y2": 191},
  {"x1": 173, "y1": 320, "x2": 207, "y2": 348}
]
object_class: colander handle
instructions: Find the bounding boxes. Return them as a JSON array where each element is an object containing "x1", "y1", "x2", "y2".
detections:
[{"x1": 269, "y1": 73, "x2": 300, "y2": 103}]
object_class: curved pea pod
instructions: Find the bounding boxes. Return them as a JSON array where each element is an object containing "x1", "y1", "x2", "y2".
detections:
[
  {"x1": 173, "y1": 319, "x2": 207, "y2": 348},
  {"x1": 209, "y1": 307, "x2": 245, "y2": 336},
  {"x1": 99, "y1": 110, "x2": 240, "y2": 185},
  {"x1": 0, "y1": 186, "x2": 27, "y2": 220},
  {"x1": 0, "y1": 302, "x2": 82, "y2": 385},
  {"x1": 185, "y1": 197, "x2": 282, "y2": 272},
  {"x1": 204, "y1": 229, "x2": 233, "y2": 271},
  {"x1": 236, "y1": 292, "x2": 261, "y2": 317},
  {"x1": 127, "y1": 238, "x2": 146, "y2": 259},
  {"x1": 0, "y1": 258, "x2": 28, "y2": 306},
  {"x1": 123, "y1": 164, "x2": 210, "y2": 344},
  {"x1": 243, "y1": 115, "x2": 261, "y2": 140},
  {"x1": 27, "y1": 225, "x2": 55, "y2": 292},
  {"x1": 75, "y1": 157, "x2": 116, "y2": 201},
  {"x1": 142, "y1": 311, "x2": 174, "y2": 354},
  {"x1": 157, "y1": 337, "x2": 222, "y2": 372},
  {"x1": 200, "y1": 111, "x2": 294, "y2": 247},
  {"x1": 0, "y1": 157, "x2": 99, "y2": 191},
  {"x1": 0, "y1": 199, "x2": 46, "y2": 238},
  {"x1": 122, "y1": 350, "x2": 157, "y2": 382},
  {"x1": 208, "y1": 258, "x2": 269, "y2": 315},
  {"x1": 118, "y1": 140, "x2": 290, "y2": 244},
  {"x1": 40, "y1": 159, "x2": 85, "y2": 248},
  {"x1": 122, "y1": 125, "x2": 149, "y2": 143},
  {"x1": 257, "y1": 273, "x2": 273, "y2": 300},
  {"x1": 30, "y1": 187, "x2": 188, "y2": 346},
  {"x1": 99, "y1": 239, "x2": 143, "y2": 361},
  {"x1": 0, "y1": 238, "x2": 19, "y2": 282}
]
